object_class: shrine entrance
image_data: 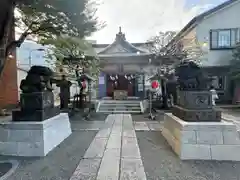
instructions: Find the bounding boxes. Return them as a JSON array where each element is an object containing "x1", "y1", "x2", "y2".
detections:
[{"x1": 106, "y1": 74, "x2": 136, "y2": 97}]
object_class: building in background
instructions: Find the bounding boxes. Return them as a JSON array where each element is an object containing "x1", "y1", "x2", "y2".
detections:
[
  {"x1": 166, "y1": 0, "x2": 240, "y2": 103},
  {"x1": 17, "y1": 40, "x2": 50, "y2": 70},
  {"x1": 91, "y1": 27, "x2": 167, "y2": 99}
]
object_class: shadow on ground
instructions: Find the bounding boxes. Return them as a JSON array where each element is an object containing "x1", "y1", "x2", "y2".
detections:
[
  {"x1": 70, "y1": 112, "x2": 108, "y2": 131},
  {"x1": 136, "y1": 131, "x2": 240, "y2": 180},
  {"x1": 70, "y1": 111, "x2": 108, "y2": 121}
]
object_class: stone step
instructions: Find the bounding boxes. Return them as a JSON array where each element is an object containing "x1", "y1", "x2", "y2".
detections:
[
  {"x1": 100, "y1": 107, "x2": 141, "y2": 109},
  {"x1": 99, "y1": 108, "x2": 141, "y2": 111},
  {"x1": 96, "y1": 100, "x2": 143, "y2": 113},
  {"x1": 99, "y1": 106, "x2": 141, "y2": 109},
  {"x1": 99, "y1": 110, "x2": 141, "y2": 113},
  {"x1": 97, "y1": 110, "x2": 141, "y2": 113},
  {"x1": 100, "y1": 103, "x2": 140, "y2": 106},
  {"x1": 100, "y1": 101, "x2": 140, "y2": 104}
]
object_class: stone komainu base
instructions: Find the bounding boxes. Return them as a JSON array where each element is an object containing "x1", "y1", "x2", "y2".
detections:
[
  {"x1": 12, "y1": 91, "x2": 60, "y2": 121},
  {"x1": 173, "y1": 91, "x2": 221, "y2": 122},
  {"x1": 162, "y1": 113, "x2": 240, "y2": 161},
  {"x1": 0, "y1": 113, "x2": 72, "y2": 157},
  {"x1": 172, "y1": 105, "x2": 221, "y2": 122}
]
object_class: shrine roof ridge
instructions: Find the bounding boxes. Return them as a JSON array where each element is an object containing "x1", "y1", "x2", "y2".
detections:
[{"x1": 92, "y1": 41, "x2": 153, "y2": 48}]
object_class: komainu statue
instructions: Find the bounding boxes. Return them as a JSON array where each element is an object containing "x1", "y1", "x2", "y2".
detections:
[
  {"x1": 12, "y1": 65, "x2": 60, "y2": 122},
  {"x1": 20, "y1": 66, "x2": 54, "y2": 93},
  {"x1": 175, "y1": 61, "x2": 210, "y2": 91}
]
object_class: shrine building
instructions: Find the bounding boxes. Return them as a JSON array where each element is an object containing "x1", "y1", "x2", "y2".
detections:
[{"x1": 92, "y1": 27, "x2": 169, "y2": 100}]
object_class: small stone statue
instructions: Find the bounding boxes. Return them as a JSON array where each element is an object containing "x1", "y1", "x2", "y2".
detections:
[
  {"x1": 20, "y1": 66, "x2": 54, "y2": 93},
  {"x1": 175, "y1": 61, "x2": 210, "y2": 91}
]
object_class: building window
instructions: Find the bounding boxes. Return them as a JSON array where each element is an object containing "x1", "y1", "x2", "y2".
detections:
[{"x1": 210, "y1": 28, "x2": 239, "y2": 49}]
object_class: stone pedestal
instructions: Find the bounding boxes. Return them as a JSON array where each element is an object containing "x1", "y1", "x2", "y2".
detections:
[
  {"x1": 162, "y1": 113, "x2": 240, "y2": 161},
  {"x1": 12, "y1": 91, "x2": 60, "y2": 121},
  {"x1": 0, "y1": 113, "x2": 72, "y2": 157},
  {"x1": 177, "y1": 91, "x2": 212, "y2": 109},
  {"x1": 173, "y1": 91, "x2": 221, "y2": 122},
  {"x1": 172, "y1": 106, "x2": 221, "y2": 122}
]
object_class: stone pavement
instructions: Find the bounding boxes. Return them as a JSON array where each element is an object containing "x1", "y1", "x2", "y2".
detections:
[
  {"x1": 222, "y1": 112, "x2": 240, "y2": 130},
  {"x1": 70, "y1": 114, "x2": 148, "y2": 180},
  {"x1": 4, "y1": 112, "x2": 240, "y2": 180}
]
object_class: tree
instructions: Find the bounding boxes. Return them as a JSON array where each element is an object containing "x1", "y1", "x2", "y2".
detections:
[
  {"x1": 0, "y1": 0, "x2": 104, "y2": 57},
  {"x1": 147, "y1": 31, "x2": 208, "y2": 80},
  {"x1": 230, "y1": 42, "x2": 240, "y2": 80},
  {"x1": 45, "y1": 36, "x2": 100, "y2": 78},
  {"x1": 13, "y1": 0, "x2": 104, "y2": 55},
  {"x1": 0, "y1": 0, "x2": 14, "y2": 45},
  {"x1": 153, "y1": 32, "x2": 207, "y2": 65},
  {"x1": 148, "y1": 31, "x2": 177, "y2": 55}
]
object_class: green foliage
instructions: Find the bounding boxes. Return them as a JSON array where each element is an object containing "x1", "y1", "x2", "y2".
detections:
[
  {"x1": 45, "y1": 36, "x2": 100, "y2": 78},
  {"x1": 230, "y1": 42, "x2": 240, "y2": 80},
  {"x1": 15, "y1": 0, "x2": 104, "y2": 43}
]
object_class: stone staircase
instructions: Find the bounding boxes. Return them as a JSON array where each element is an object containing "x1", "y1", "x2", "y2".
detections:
[{"x1": 96, "y1": 100, "x2": 143, "y2": 114}]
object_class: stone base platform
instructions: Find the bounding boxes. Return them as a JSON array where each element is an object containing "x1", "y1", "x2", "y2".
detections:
[
  {"x1": 0, "y1": 113, "x2": 72, "y2": 157},
  {"x1": 162, "y1": 113, "x2": 240, "y2": 161},
  {"x1": 172, "y1": 105, "x2": 221, "y2": 122},
  {"x1": 12, "y1": 106, "x2": 60, "y2": 122}
]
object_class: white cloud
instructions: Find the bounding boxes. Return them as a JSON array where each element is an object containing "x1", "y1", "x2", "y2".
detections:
[{"x1": 90, "y1": 0, "x2": 215, "y2": 43}]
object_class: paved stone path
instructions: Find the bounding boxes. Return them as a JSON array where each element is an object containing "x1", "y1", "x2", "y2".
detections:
[
  {"x1": 71, "y1": 118, "x2": 162, "y2": 132},
  {"x1": 134, "y1": 121, "x2": 162, "y2": 131},
  {"x1": 70, "y1": 114, "x2": 148, "y2": 180}
]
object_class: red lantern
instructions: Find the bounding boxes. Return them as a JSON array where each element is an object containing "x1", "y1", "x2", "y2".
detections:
[{"x1": 151, "y1": 80, "x2": 159, "y2": 89}]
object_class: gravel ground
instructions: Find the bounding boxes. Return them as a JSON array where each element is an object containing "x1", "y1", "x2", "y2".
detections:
[
  {"x1": 5, "y1": 131, "x2": 97, "y2": 180},
  {"x1": 136, "y1": 131, "x2": 240, "y2": 180}
]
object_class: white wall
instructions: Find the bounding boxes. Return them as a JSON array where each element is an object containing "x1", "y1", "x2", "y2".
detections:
[{"x1": 196, "y1": 0, "x2": 240, "y2": 66}]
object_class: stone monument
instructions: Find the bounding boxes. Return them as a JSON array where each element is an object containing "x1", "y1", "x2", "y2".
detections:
[
  {"x1": 0, "y1": 66, "x2": 72, "y2": 157},
  {"x1": 161, "y1": 61, "x2": 240, "y2": 161}
]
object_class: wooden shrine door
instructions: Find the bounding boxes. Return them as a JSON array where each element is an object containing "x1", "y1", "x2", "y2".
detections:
[{"x1": 106, "y1": 74, "x2": 135, "y2": 97}]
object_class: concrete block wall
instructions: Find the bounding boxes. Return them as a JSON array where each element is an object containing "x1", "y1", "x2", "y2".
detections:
[{"x1": 162, "y1": 113, "x2": 240, "y2": 161}]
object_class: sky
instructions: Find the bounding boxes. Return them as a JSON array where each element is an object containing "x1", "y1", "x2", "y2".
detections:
[{"x1": 90, "y1": 0, "x2": 227, "y2": 43}]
